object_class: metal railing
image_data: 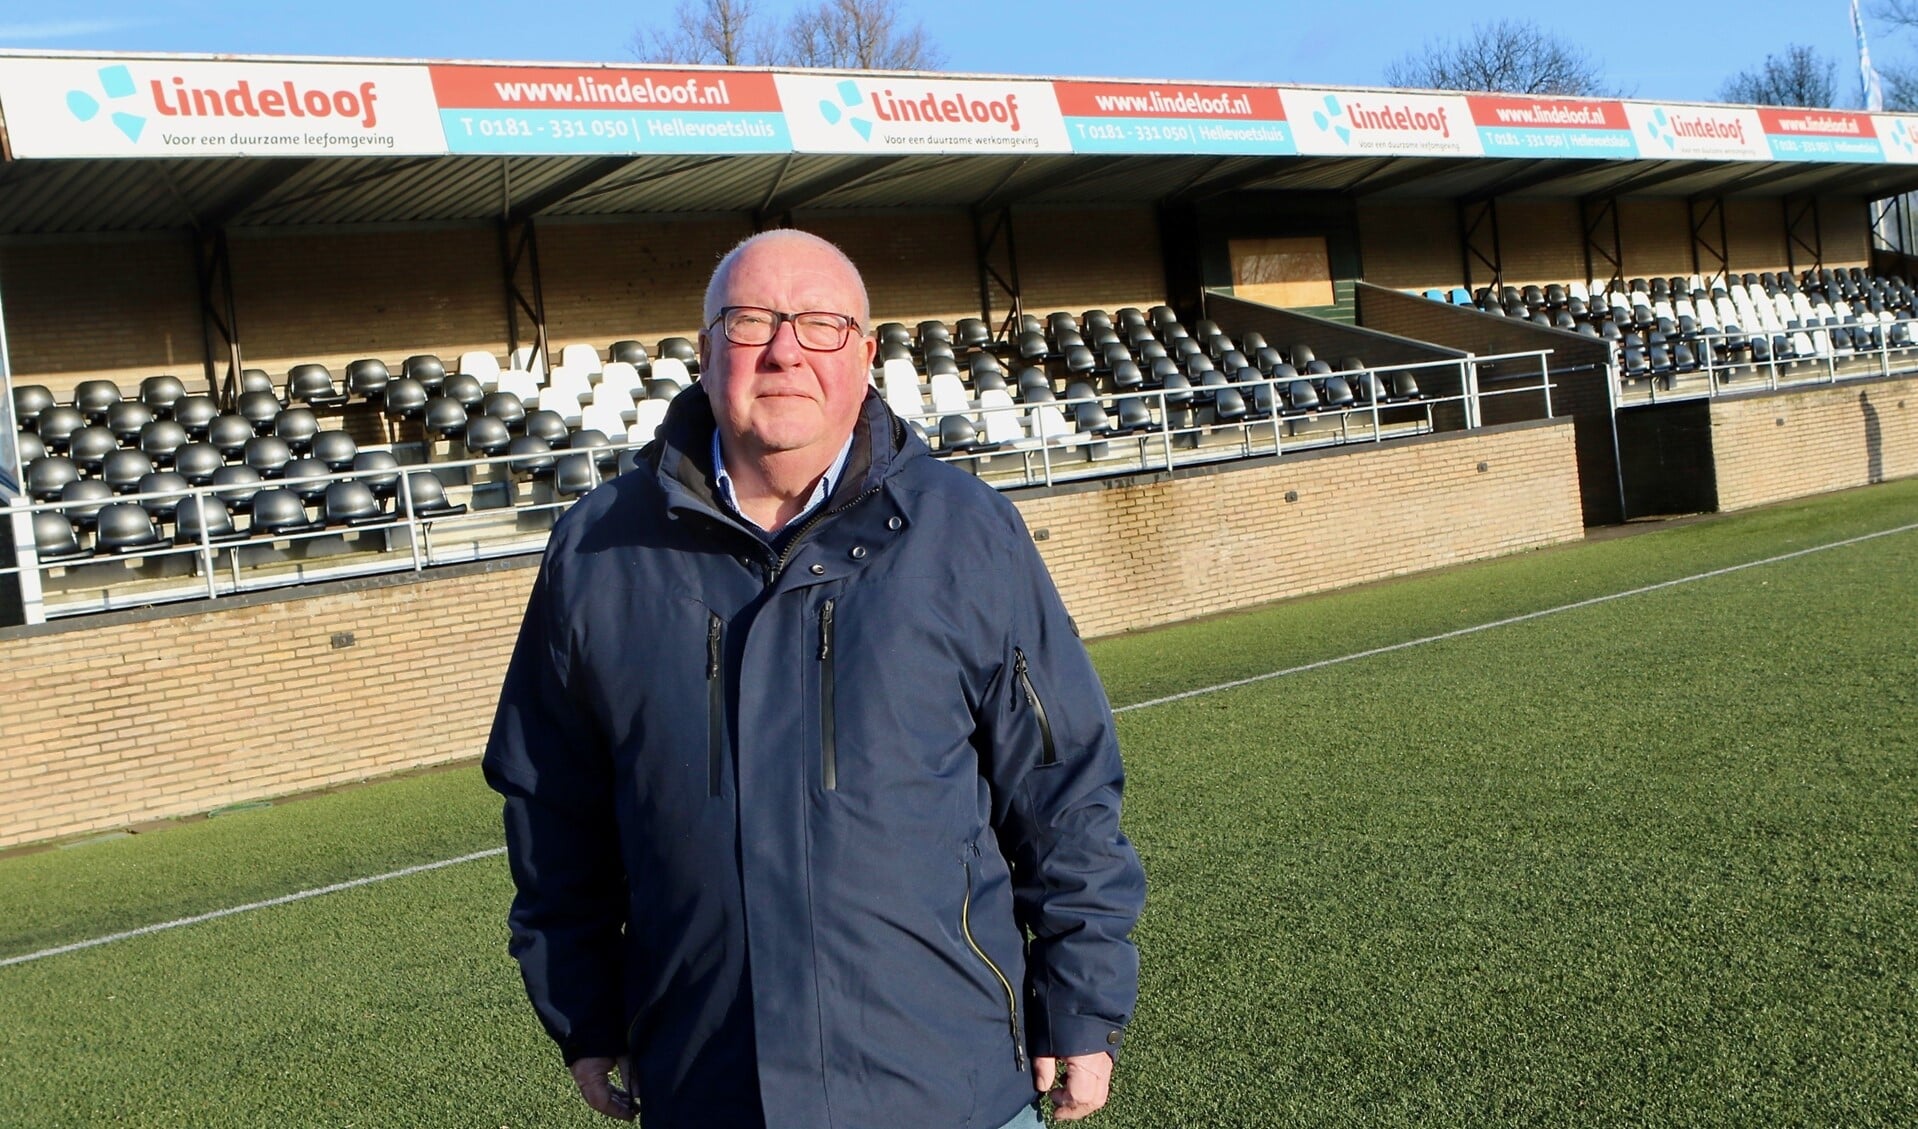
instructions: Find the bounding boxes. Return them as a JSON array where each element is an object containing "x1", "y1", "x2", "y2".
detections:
[
  {"x1": 895, "y1": 350, "x2": 1556, "y2": 489},
  {"x1": 1611, "y1": 315, "x2": 1918, "y2": 406},
  {"x1": 5, "y1": 349, "x2": 1556, "y2": 622}
]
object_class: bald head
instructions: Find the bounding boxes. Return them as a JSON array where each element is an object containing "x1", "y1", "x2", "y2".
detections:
[{"x1": 703, "y1": 229, "x2": 871, "y2": 330}]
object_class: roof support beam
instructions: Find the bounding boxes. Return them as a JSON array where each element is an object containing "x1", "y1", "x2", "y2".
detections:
[
  {"x1": 507, "y1": 156, "x2": 638, "y2": 221},
  {"x1": 500, "y1": 217, "x2": 549, "y2": 376},
  {"x1": 757, "y1": 158, "x2": 898, "y2": 218}
]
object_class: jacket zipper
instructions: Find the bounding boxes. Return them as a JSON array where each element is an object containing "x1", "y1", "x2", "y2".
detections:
[
  {"x1": 962, "y1": 848, "x2": 1028, "y2": 1072},
  {"x1": 818, "y1": 598, "x2": 837, "y2": 791},
  {"x1": 767, "y1": 484, "x2": 882, "y2": 584},
  {"x1": 1013, "y1": 648, "x2": 1058, "y2": 767},
  {"x1": 706, "y1": 612, "x2": 725, "y2": 797}
]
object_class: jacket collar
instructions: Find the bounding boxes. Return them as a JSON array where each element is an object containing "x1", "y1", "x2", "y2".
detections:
[{"x1": 651, "y1": 384, "x2": 920, "y2": 525}]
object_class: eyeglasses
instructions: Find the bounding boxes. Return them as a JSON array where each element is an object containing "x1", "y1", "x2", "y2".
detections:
[{"x1": 710, "y1": 306, "x2": 861, "y2": 352}]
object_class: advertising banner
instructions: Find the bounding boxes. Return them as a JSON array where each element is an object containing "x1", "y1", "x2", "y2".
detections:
[
  {"x1": 1873, "y1": 113, "x2": 1918, "y2": 162},
  {"x1": 429, "y1": 65, "x2": 788, "y2": 155},
  {"x1": 0, "y1": 56, "x2": 445, "y2": 157},
  {"x1": 774, "y1": 73, "x2": 1070, "y2": 153},
  {"x1": 1466, "y1": 95, "x2": 1637, "y2": 159},
  {"x1": 1280, "y1": 89, "x2": 1481, "y2": 157},
  {"x1": 1624, "y1": 102, "x2": 1770, "y2": 161},
  {"x1": 1757, "y1": 107, "x2": 1883, "y2": 162},
  {"x1": 1052, "y1": 81, "x2": 1293, "y2": 155}
]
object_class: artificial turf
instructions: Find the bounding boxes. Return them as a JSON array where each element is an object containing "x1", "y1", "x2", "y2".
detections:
[{"x1": 1, "y1": 478, "x2": 1914, "y2": 1126}]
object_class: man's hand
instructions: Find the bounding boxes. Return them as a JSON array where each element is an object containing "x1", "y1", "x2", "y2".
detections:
[
  {"x1": 569, "y1": 1055, "x2": 636, "y2": 1121},
  {"x1": 1032, "y1": 1052, "x2": 1114, "y2": 1121}
]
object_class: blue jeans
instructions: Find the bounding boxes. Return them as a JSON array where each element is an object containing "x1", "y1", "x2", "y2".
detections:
[{"x1": 992, "y1": 1102, "x2": 1044, "y2": 1129}]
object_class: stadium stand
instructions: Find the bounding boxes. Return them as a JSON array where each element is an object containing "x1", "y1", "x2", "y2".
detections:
[
  {"x1": 11, "y1": 303, "x2": 1526, "y2": 617},
  {"x1": 1422, "y1": 269, "x2": 1918, "y2": 403}
]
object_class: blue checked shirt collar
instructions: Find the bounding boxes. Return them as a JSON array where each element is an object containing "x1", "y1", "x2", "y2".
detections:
[{"x1": 712, "y1": 429, "x2": 855, "y2": 534}]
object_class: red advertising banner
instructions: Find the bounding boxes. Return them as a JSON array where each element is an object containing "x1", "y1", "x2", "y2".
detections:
[
  {"x1": 1052, "y1": 81, "x2": 1285, "y2": 121},
  {"x1": 429, "y1": 65, "x2": 783, "y2": 112},
  {"x1": 1756, "y1": 107, "x2": 1878, "y2": 138},
  {"x1": 1465, "y1": 96, "x2": 1630, "y2": 131},
  {"x1": 427, "y1": 64, "x2": 788, "y2": 154}
]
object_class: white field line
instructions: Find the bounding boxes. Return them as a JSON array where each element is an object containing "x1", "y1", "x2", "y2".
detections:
[
  {"x1": 0, "y1": 848, "x2": 505, "y2": 969},
  {"x1": 5, "y1": 517, "x2": 1916, "y2": 971},
  {"x1": 1114, "y1": 520, "x2": 1918, "y2": 714}
]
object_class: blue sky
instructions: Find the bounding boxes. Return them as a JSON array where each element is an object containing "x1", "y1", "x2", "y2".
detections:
[{"x1": 0, "y1": 1, "x2": 1901, "y2": 106}]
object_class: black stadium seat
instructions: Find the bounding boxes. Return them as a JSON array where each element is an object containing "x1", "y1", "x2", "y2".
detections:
[
  {"x1": 287, "y1": 364, "x2": 347, "y2": 408},
  {"x1": 36, "y1": 405, "x2": 85, "y2": 452},
  {"x1": 139, "y1": 375, "x2": 188, "y2": 415},
  {"x1": 173, "y1": 395, "x2": 220, "y2": 439},
  {"x1": 383, "y1": 377, "x2": 429, "y2": 422},
  {"x1": 401, "y1": 471, "x2": 466, "y2": 518},
  {"x1": 324, "y1": 481, "x2": 387, "y2": 525},
  {"x1": 95, "y1": 503, "x2": 164, "y2": 553},
  {"x1": 250, "y1": 488, "x2": 318, "y2": 535},
  {"x1": 68, "y1": 425, "x2": 118, "y2": 473},
  {"x1": 347, "y1": 359, "x2": 392, "y2": 401},
  {"x1": 73, "y1": 380, "x2": 123, "y2": 424},
  {"x1": 32, "y1": 511, "x2": 89, "y2": 562},
  {"x1": 175, "y1": 495, "x2": 244, "y2": 544},
  {"x1": 27, "y1": 455, "x2": 81, "y2": 502},
  {"x1": 13, "y1": 384, "x2": 54, "y2": 426},
  {"x1": 59, "y1": 479, "x2": 116, "y2": 528},
  {"x1": 208, "y1": 414, "x2": 255, "y2": 458},
  {"x1": 402, "y1": 354, "x2": 448, "y2": 394}
]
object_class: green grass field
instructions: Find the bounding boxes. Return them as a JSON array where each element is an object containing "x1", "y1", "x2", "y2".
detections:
[{"x1": 3, "y1": 479, "x2": 1915, "y2": 1127}]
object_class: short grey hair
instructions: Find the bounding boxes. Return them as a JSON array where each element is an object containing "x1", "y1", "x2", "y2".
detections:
[{"x1": 702, "y1": 228, "x2": 871, "y2": 330}]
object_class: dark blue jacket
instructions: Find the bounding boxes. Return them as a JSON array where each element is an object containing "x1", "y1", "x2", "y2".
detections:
[{"x1": 484, "y1": 387, "x2": 1145, "y2": 1129}]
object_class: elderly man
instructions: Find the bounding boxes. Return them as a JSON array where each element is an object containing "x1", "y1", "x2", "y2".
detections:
[{"x1": 484, "y1": 229, "x2": 1145, "y2": 1129}]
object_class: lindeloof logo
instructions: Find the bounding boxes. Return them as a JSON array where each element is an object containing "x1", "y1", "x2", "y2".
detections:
[
  {"x1": 1645, "y1": 107, "x2": 1676, "y2": 149},
  {"x1": 1310, "y1": 95, "x2": 1351, "y2": 143},
  {"x1": 1885, "y1": 119, "x2": 1918, "y2": 156},
  {"x1": 66, "y1": 64, "x2": 147, "y2": 142},
  {"x1": 817, "y1": 79, "x2": 874, "y2": 141}
]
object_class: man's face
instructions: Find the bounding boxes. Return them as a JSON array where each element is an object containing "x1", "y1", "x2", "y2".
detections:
[{"x1": 698, "y1": 241, "x2": 877, "y2": 464}]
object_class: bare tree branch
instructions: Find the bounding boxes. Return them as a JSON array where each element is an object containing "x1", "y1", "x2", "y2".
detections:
[
  {"x1": 1382, "y1": 19, "x2": 1617, "y2": 97},
  {"x1": 633, "y1": 0, "x2": 944, "y2": 70},
  {"x1": 1879, "y1": 61, "x2": 1918, "y2": 110},
  {"x1": 631, "y1": 0, "x2": 773, "y2": 66},
  {"x1": 1717, "y1": 44, "x2": 1839, "y2": 107}
]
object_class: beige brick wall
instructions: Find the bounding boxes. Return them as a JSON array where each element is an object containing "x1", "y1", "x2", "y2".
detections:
[
  {"x1": 1497, "y1": 199, "x2": 1586, "y2": 289},
  {"x1": 1357, "y1": 201, "x2": 1459, "y2": 291},
  {"x1": 1710, "y1": 374, "x2": 1918, "y2": 511},
  {"x1": 1726, "y1": 198, "x2": 1790, "y2": 275},
  {"x1": 1619, "y1": 198, "x2": 1694, "y2": 280},
  {"x1": 1030, "y1": 419, "x2": 1583, "y2": 637},
  {"x1": 0, "y1": 236, "x2": 206, "y2": 401},
  {"x1": 5, "y1": 208, "x2": 1164, "y2": 402},
  {"x1": 0, "y1": 419, "x2": 1582, "y2": 849}
]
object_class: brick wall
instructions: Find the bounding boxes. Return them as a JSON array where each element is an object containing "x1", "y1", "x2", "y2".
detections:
[
  {"x1": 227, "y1": 227, "x2": 504, "y2": 380},
  {"x1": 1356, "y1": 201, "x2": 1459, "y2": 291},
  {"x1": 0, "y1": 419, "x2": 1582, "y2": 849},
  {"x1": 1357, "y1": 282, "x2": 1619, "y2": 525},
  {"x1": 1619, "y1": 198, "x2": 1694, "y2": 279},
  {"x1": 0, "y1": 235, "x2": 205, "y2": 401},
  {"x1": 1496, "y1": 199, "x2": 1586, "y2": 288},
  {"x1": 1726, "y1": 198, "x2": 1790, "y2": 275},
  {"x1": 1710, "y1": 374, "x2": 1918, "y2": 511},
  {"x1": 4, "y1": 208, "x2": 1164, "y2": 403}
]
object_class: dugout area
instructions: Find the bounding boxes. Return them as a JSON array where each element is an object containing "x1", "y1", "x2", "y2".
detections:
[{"x1": 3, "y1": 52, "x2": 1918, "y2": 846}]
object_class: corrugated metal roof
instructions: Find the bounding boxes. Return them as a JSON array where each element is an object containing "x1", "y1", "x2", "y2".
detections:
[{"x1": 5, "y1": 149, "x2": 1916, "y2": 236}]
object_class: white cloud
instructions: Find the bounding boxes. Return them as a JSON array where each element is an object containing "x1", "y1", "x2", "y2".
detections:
[{"x1": 0, "y1": 19, "x2": 152, "y2": 41}]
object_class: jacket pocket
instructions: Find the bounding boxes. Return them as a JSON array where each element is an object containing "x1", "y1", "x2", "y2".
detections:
[
  {"x1": 962, "y1": 845, "x2": 1028, "y2": 1072},
  {"x1": 706, "y1": 612, "x2": 725, "y2": 798},
  {"x1": 818, "y1": 598, "x2": 837, "y2": 791},
  {"x1": 1012, "y1": 647, "x2": 1058, "y2": 767}
]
